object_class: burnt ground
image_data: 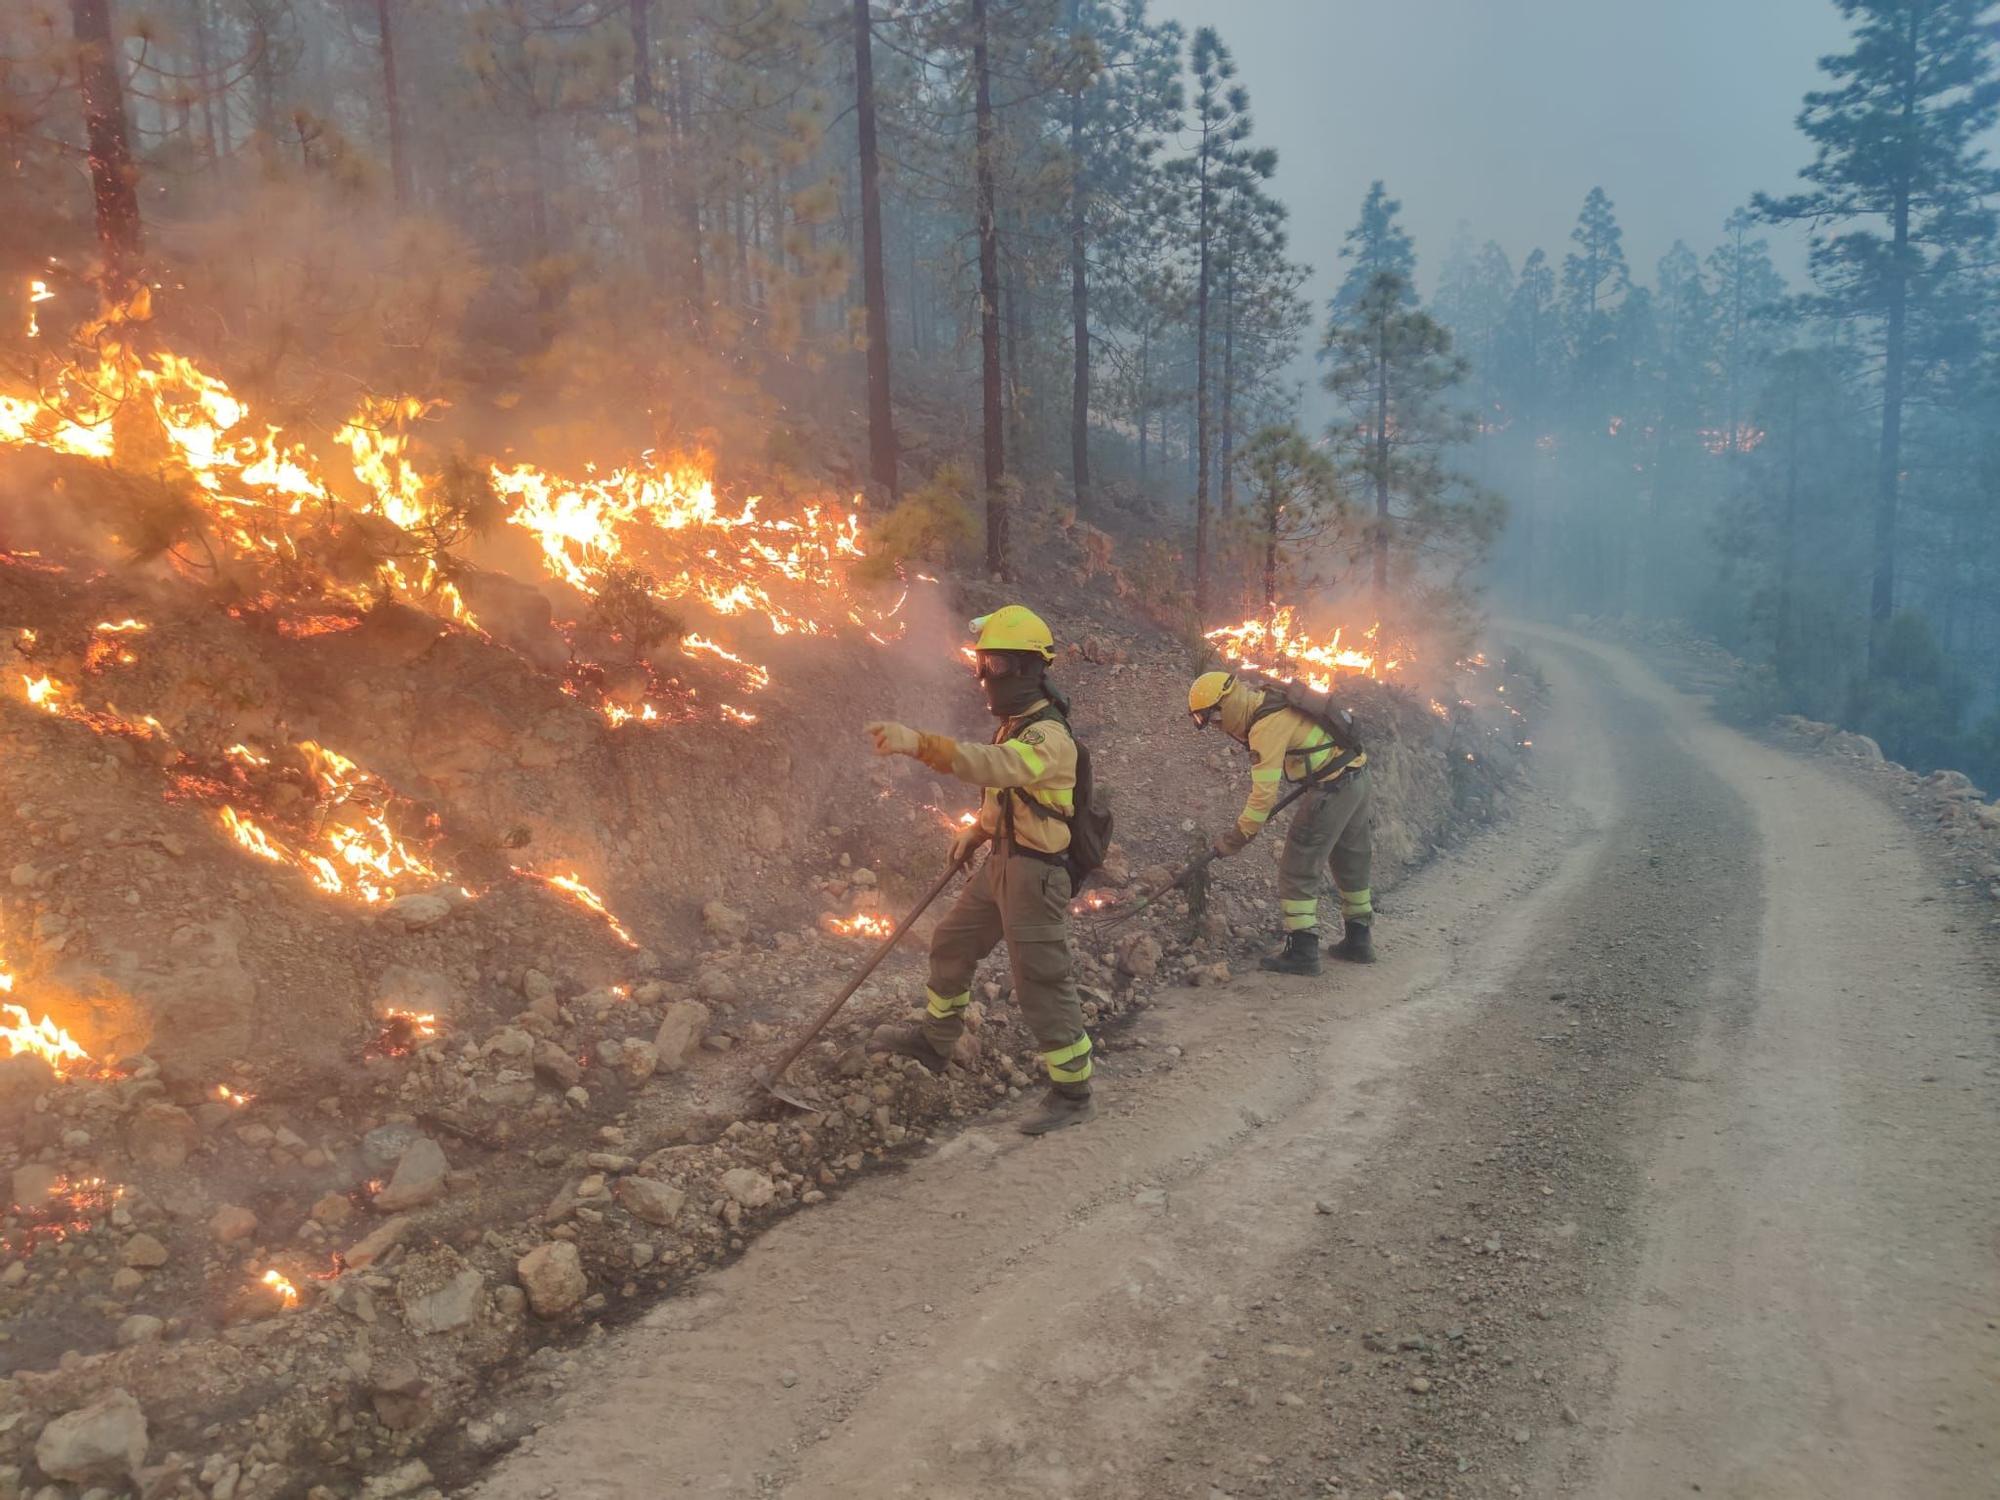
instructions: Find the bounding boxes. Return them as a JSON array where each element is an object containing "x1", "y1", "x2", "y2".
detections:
[{"x1": 0, "y1": 525, "x2": 1531, "y2": 1500}]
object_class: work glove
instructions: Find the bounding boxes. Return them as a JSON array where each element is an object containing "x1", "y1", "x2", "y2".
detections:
[
  {"x1": 949, "y1": 821, "x2": 989, "y2": 864},
  {"x1": 865, "y1": 721, "x2": 919, "y2": 758},
  {"x1": 1208, "y1": 832, "x2": 1239, "y2": 861}
]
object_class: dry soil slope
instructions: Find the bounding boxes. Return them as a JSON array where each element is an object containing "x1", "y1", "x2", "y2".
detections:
[{"x1": 464, "y1": 630, "x2": 2000, "y2": 1500}]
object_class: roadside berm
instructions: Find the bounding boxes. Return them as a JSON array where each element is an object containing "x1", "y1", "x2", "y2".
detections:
[{"x1": 2, "y1": 453, "x2": 1536, "y2": 1498}]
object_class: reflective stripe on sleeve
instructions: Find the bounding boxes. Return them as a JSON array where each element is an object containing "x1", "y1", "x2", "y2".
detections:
[
  {"x1": 1005, "y1": 738, "x2": 1047, "y2": 776},
  {"x1": 1242, "y1": 806, "x2": 1272, "y2": 825},
  {"x1": 1251, "y1": 766, "x2": 1284, "y2": 783}
]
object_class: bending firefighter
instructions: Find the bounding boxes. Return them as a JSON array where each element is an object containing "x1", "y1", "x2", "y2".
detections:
[
  {"x1": 1188, "y1": 670, "x2": 1375, "y2": 976},
  {"x1": 864, "y1": 606, "x2": 1097, "y2": 1135}
]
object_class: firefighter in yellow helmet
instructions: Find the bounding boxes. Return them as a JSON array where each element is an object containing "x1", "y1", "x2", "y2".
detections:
[
  {"x1": 1188, "y1": 669, "x2": 1375, "y2": 975},
  {"x1": 863, "y1": 605, "x2": 1096, "y2": 1135}
]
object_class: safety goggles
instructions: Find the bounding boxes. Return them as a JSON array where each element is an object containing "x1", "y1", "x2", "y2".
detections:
[
  {"x1": 975, "y1": 650, "x2": 1026, "y2": 681},
  {"x1": 1190, "y1": 705, "x2": 1218, "y2": 730}
]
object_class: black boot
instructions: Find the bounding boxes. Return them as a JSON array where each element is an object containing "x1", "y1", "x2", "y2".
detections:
[
  {"x1": 1259, "y1": 929, "x2": 1322, "y2": 977},
  {"x1": 869, "y1": 1024, "x2": 951, "y2": 1074},
  {"x1": 1334, "y1": 921, "x2": 1375, "y2": 964},
  {"x1": 1018, "y1": 1085, "x2": 1096, "y2": 1135}
]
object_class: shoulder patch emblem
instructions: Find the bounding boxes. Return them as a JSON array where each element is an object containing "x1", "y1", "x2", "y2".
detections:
[{"x1": 1020, "y1": 728, "x2": 1046, "y2": 746}]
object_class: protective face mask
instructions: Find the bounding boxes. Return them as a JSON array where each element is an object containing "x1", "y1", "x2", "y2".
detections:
[{"x1": 981, "y1": 669, "x2": 1043, "y2": 720}]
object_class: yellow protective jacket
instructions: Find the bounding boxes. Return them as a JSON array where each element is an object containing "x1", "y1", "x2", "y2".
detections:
[
  {"x1": 915, "y1": 700, "x2": 1076, "y2": 855},
  {"x1": 1214, "y1": 686, "x2": 1366, "y2": 854}
]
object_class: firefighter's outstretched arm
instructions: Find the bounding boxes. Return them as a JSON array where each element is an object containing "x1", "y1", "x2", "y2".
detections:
[{"x1": 865, "y1": 720, "x2": 1047, "y2": 790}]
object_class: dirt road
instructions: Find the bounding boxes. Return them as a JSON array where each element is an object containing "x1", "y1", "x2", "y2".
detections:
[{"x1": 466, "y1": 633, "x2": 2000, "y2": 1500}]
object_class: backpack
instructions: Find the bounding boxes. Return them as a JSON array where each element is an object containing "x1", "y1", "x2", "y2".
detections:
[
  {"x1": 1242, "y1": 672, "x2": 1368, "y2": 783},
  {"x1": 1006, "y1": 703, "x2": 1114, "y2": 894}
]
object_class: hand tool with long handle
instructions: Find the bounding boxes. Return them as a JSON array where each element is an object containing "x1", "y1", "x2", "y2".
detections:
[
  {"x1": 1087, "y1": 778, "x2": 1316, "y2": 931},
  {"x1": 756, "y1": 853, "x2": 971, "y2": 1109}
]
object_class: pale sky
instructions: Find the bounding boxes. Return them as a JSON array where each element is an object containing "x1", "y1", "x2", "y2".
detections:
[{"x1": 1150, "y1": 0, "x2": 1850, "y2": 309}]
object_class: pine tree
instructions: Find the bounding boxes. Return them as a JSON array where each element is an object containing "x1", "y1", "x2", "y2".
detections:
[
  {"x1": 1164, "y1": 27, "x2": 1270, "y2": 618},
  {"x1": 1322, "y1": 269, "x2": 1499, "y2": 600},
  {"x1": 1238, "y1": 423, "x2": 1341, "y2": 614},
  {"x1": 1063, "y1": 0, "x2": 1181, "y2": 508},
  {"x1": 1561, "y1": 186, "x2": 1628, "y2": 398},
  {"x1": 1755, "y1": 0, "x2": 2000, "y2": 668},
  {"x1": 1706, "y1": 208, "x2": 1787, "y2": 450},
  {"x1": 1330, "y1": 180, "x2": 1415, "y2": 316}
]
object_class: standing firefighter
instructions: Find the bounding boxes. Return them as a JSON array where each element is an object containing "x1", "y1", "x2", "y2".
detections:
[
  {"x1": 1188, "y1": 670, "x2": 1375, "y2": 975},
  {"x1": 864, "y1": 606, "x2": 1098, "y2": 1135}
]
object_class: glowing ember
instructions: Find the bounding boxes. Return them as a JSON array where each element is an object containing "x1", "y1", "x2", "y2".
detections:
[
  {"x1": 27, "y1": 278, "x2": 54, "y2": 339},
  {"x1": 84, "y1": 618, "x2": 148, "y2": 671},
  {"x1": 261, "y1": 1268, "x2": 301, "y2": 1307},
  {"x1": 1072, "y1": 891, "x2": 1117, "y2": 912},
  {"x1": 1205, "y1": 608, "x2": 1405, "y2": 689},
  {"x1": 922, "y1": 803, "x2": 982, "y2": 833},
  {"x1": 822, "y1": 911, "x2": 895, "y2": 940},
  {"x1": 1429, "y1": 699, "x2": 1451, "y2": 720},
  {"x1": 20, "y1": 672, "x2": 63, "y2": 714},
  {"x1": 16, "y1": 670, "x2": 169, "y2": 740},
  {"x1": 514, "y1": 869, "x2": 639, "y2": 948},
  {"x1": 1, "y1": 1173, "x2": 120, "y2": 1256},
  {"x1": 368, "y1": 1008, "x2": 440, "y2": 1058},
  {"x1": 719, "y1": 704, "x2": 758, "y2": 726},
  {"x1": 214, "y1": 1083, "x2": 253, "y2": 1107}
]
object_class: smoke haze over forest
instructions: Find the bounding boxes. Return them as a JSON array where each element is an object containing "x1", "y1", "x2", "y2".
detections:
[{"x1": 1154, "y1": 0, "x2": 1852, "y2": 405}]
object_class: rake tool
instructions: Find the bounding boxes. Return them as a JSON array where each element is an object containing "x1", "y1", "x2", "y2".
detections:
[{"x1": 755, "y1": 852, "x2": 972, "y2": 1110}]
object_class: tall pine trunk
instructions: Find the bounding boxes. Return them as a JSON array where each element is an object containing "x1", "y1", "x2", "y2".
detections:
[
  {"x1": 1262, "y1": 479, "x2": 1279, "y2": 616},
  {"x1": 852, "y1": 0, "x2": 897, "y2": 495},
  {"x1": 673, "y1": 59, "x2": 707, "y2": 343},
  {"x1": 1220, "y1": 255, "x2": 1236, "y2": 516},
  {"x1": 376, "y1": 0, "x2": 412, "y2": 207},
  {"x1": 631, "y1": 0, "x2": 669, "y2": 282},
  {"x1": 1193, "y1": 140, "x2": 1214, "y2": 617},
  {"x1": 1372, "y1": 321, "x2": 1390, "y2": 596},
  {"x1": 1775, "y1": 376, "x2": 1803, "y2": 684},
  {"x1": 972, "y1": 0, "x2": 1006, "y2": 575},
  {"x1": 192, "y1": 0, "x2": 219, "y2": 161},
  {"x1": 1871, "y1": 204, "x2": 1909, "y2": 671},
  {"x1": 70, "y1": 0, "x2": 143, "y2": 296},
  {"x1": 1067, "y1": 0, "x2": 1090, "y2": 508}
]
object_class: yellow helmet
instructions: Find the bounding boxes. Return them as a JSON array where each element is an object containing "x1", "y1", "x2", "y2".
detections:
[
  {"x1": 971, "y1": 605, "x2": 1055, "y2": 662},
  {"x1": 1188, "y1": 670, "x2": 1234, "y2": 727}
]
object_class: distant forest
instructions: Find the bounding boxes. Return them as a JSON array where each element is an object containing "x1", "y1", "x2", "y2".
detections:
[{"x1": 3, "y1": 0, "x2": 1998, "y2": 783}]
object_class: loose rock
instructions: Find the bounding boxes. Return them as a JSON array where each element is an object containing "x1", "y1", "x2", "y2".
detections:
[
  {"x1": 516, "y1": 1240, "x2": 588, "y2": 1318},
  {"x1": 34, "y1": 1390, "x2": 148, "y2": 1483}
]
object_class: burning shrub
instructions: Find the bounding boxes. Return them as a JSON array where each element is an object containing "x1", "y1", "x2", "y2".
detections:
[{"x1": 585, "y1": 563, "x2": 687, "y2": 660}]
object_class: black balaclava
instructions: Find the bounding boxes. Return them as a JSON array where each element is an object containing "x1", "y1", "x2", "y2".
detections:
[{"x1": 980, "y1": 651, "x2": 1047, "y2": 720}]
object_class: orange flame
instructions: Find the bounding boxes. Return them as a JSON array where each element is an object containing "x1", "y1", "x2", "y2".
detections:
[
  {"x1": 1, "y1": 293, "x2": 909, "y2": 728},
  {"x1": 214, "y1": 1083, "x2": 253, "y2": 1107},
  {"x1": 822, "y1": 911, "x2": 895, "y2": 940},
  {"x1": 1205, "y1": 608, "x2": 1404, "y2": 689},
  {"x1": 216, "y1": 741, "x2": 454, "y2": 904},
  {"x1": 261, "y1": 1268, "x2": 300, "y2": 1307},
  {"x1": 514, "y1": 869, "x2": 639, "y2": 948}
]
